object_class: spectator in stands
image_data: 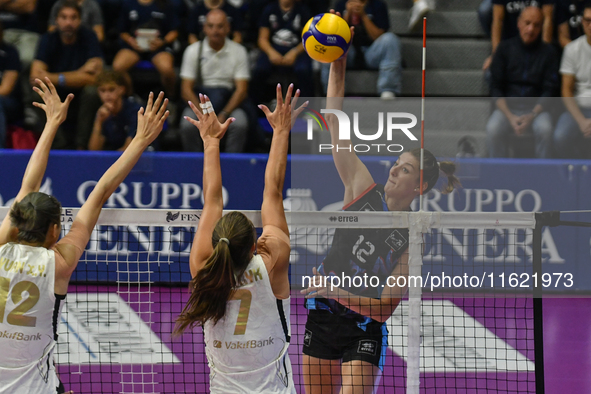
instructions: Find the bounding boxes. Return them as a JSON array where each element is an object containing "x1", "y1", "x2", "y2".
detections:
[
  {"x1": 321, "y1": 0, "x2": 402, "y2": 99},
  {"x1": 113, "y1": 0, "x2": 179, "y2": 97},
  {"x1": 482, "y1": 0, "x2": 554, "y2": 72},
  {"x1": 556, "y1": 0, "x2": 586, "y2": 47},
  {"x1": 0, "y1": 0, "x2": 38, "y2": 68},
  {"x1": 244, "y1": 0, "x2": 329, "y2": 44},
  {"x1": 179, "y1": 9, "x2": 249, "y2": 152},
  {"x1": 30, "y1": 0, "x2": 103, "y2": 149},
  {"x1": 0, "y1": 21, "x2": 22, "y2": 148},
  {"x1": 88, "y1": 70, "x2": 142, "y2": 150},
  {"x1": 49, "y1": 0, "x2": 104, "y2": 41},
  {"x1": 554, "y1": 3, "x2": 591, "y2": 158},
  {"x1": 188, "y1": 0, "x2": 244, "y2": 44},
  {"x1": 486, "y1": 6, "x2": 558, "y2": 158},
  {"x1": 251, "y1": 0, "x2": 313, "y2": 103},
  {"x1": 409, "y1": 0, "x2": 435, "y2": 31}
]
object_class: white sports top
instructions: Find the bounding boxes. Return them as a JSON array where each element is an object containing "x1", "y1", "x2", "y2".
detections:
[
  {"x1": 203, "y1": 254, "x2": 295, "y2": 393},
  {"x1": 0, "y1": 243, "x2": 65, "y2": 394}
]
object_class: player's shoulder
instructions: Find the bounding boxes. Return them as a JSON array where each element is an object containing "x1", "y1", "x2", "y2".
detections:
[{"x1": 259, "y1": 225, "x2": 290, "y2": 247}]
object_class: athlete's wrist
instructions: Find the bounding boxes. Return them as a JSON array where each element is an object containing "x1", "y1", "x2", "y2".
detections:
[
  {"x1": 203, "y1": 138, "x2": 221, "y2": 148},
  {"x1": 45, "y1": 118, "x2": 61, "y2": 128}
]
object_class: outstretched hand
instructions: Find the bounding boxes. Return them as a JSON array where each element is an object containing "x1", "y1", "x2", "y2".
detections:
[
  {"x1": 32, "y1": 77, "x2": 74, "y2": 125},
  {"x1": 136, "y1": 91, "x2": 169, "y2": 145},
  {"x1": 258, "y1": 83, "x2": 308, "y2": 133},
  {"x1": 185, "y1": 94, "x2": 234, "y2": 142}
]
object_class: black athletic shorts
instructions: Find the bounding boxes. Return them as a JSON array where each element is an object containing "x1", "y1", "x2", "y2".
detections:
[{"x1": 302, "y1": 309, "x2": 388, "y2": 370}]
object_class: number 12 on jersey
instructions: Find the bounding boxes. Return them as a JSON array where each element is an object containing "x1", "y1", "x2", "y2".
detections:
[{"x1": 0, "y1": 276, "x2": 40, "y2": 327}]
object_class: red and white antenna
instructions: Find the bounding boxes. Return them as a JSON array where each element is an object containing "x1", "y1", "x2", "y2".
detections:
[{"x1": 419, "y1": 16, "x2": 427, "y2": 211}]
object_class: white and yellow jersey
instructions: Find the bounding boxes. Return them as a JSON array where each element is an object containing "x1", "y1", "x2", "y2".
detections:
[
  {"x1": 203, "y1": 254, "x2": 295, "y2": 394},
  {"x1": 0, "y1": 243, "x2": 64, "y2": 394}
]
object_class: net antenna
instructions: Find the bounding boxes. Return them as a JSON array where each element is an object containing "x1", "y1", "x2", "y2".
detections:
[
  {"x1": 419, "y1": 16, "x2": 427, "y2": 211},
  {"x1": 409, "y1": 17, "x2": 428, "y2": 394}
]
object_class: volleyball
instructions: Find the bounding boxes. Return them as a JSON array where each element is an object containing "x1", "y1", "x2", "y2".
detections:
[{"x1": 301, "y1": 13, "x2": 352, "y2": 63}]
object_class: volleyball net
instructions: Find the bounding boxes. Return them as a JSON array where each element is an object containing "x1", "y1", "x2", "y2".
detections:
[{"x1": 2, "y1": 207, "x2": 567, "y2": 394}]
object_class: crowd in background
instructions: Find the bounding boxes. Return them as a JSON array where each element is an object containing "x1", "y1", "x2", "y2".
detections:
[{"x1": 0, "y1": 0, "x2": 590, "y2": 159}]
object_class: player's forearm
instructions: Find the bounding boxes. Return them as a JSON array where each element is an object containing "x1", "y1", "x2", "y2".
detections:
[
  {"x1": 326, "y1": 60, "x2": 346, "y2": 144},
  {"x1": 264, "y1": 130, "x2": 289, "y2": 195},
  {"x1": 87, "y1": 138, "x2": 150, "y2": 206},
  {"x1": 202, "y1": 140, "x2": 224, "y2": 208},
  {"x1": 21, "y1": 119, "x2": 61, "y2": 192},
  {"x1": 327, "y1": 61, "x2": 346, "y2": 101}
]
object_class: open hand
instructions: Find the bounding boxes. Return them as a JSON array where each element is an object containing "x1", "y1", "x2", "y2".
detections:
[
  {"x1": 258, "y1": 83, "x2": 308, "y2": 133},
  {"x1": 185, "y1": 93, "x2": 234, "y2": 142},
  {"x1": 32, "y1": 77, "x2": 74, "y2": 125},
  {"x1": 135, "y1": 91, "x2": 169, "y2": 144}
]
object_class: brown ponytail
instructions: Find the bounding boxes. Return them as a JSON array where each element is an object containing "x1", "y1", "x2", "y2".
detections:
[
  {"x1": 9, "y1": 192, "x2": 61, "y2": 244},
  {"x1": 174, "y1": 211, "x2": 256, "y2": 336},
  {"x1": 438, "y1": 160, "x2": 461, "y2": 194},
  {"x1": 409, "y1": 148, "x2": 461, "y2": 194}
]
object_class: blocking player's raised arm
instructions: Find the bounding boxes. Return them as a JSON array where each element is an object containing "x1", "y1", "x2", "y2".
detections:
[
  {"x1": 183, "y1": 95, "x2": 234, "y2": 277},
  {"x1": 258, "y1": 83, "x2": 306, "y2": 299},
  {"x1": 0, "y1": 78, "x2": 73, "y2": 246},
  {"x1": 55, "y1": 92, "x2": 169, "y2": 279},
  {"x1": 258, "y1": 83, "x2": 306, "y2": 237}
]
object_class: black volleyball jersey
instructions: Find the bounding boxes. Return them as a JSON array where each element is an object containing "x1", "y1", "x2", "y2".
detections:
[{"x1": 320, "y1": 183, "x2": 409, "y2": 299}]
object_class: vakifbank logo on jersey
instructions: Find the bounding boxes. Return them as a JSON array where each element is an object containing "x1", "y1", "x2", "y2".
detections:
[{"x1": 304, "y1": 108, "x2": 418, "y2": 153}]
